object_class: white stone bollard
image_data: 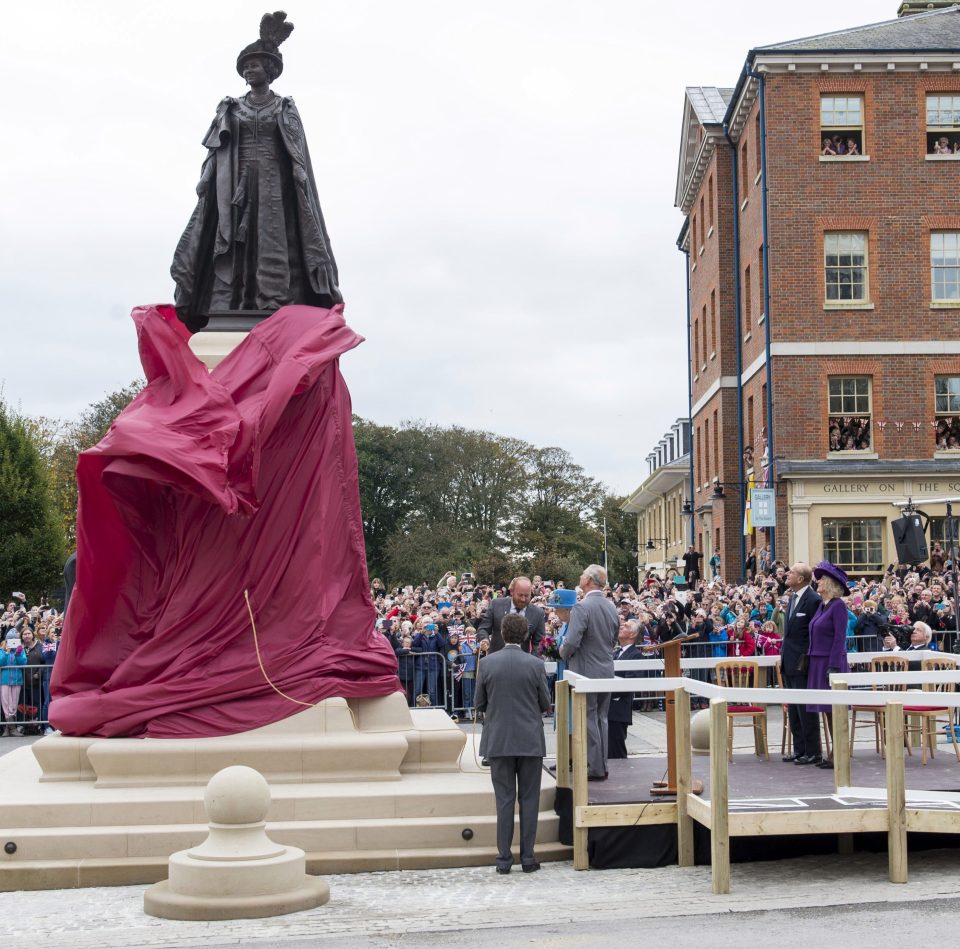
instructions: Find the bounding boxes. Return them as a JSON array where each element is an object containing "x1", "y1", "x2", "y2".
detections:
[{"x1": 144, "y1": 765, "x2": 330, "y2": 920}]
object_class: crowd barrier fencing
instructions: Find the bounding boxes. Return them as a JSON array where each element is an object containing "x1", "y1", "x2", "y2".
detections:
[
  {"x1": 0, "y1": 663, "x2": 52, "y2": 732},
  {"x1": 554, "y1": 661, "x2": 960, "y2": 893}
]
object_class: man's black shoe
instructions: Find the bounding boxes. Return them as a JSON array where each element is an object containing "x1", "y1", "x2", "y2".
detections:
[
  {"x1": 522, "y1": 863, "x2": 541, "y2": 873},
  {"x1": 782, "y1": 753, "x2": 800, "y2": 762},
  {"x1": 481, "y1": 757, "x2": 489, "y2": 767},
  {"x1": 495, "y1": 866, "x2": 511, "y2": 874},
  {"x1": 816, "y1": 759, "x2": 835, "y2": 770},
  {"x1": 794, "y1": 754, "x2": 822, "y2": 765}
]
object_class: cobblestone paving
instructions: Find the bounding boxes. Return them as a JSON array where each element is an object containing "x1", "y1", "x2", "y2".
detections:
[{"x1": 2, "y1": 849, "x2": 960, "y2": 949}]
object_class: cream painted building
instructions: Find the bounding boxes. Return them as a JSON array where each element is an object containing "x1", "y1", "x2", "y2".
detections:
[{"x1": 622, "y1": 419, "x2": 693, "y2": 577}]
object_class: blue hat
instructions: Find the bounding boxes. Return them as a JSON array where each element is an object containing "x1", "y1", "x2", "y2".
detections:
[{"x1": 546, "y1": 588, "x2": 577, "y2": 609}]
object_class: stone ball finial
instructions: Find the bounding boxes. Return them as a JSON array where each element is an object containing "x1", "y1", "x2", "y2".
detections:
[{"x1": 204, "y1": 765, "x2": 271, "y2": 825}]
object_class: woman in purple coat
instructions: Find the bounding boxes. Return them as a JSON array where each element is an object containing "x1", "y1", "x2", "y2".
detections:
[{"x1": 806, "y1": 561, "x2": 851, "y2": 770}]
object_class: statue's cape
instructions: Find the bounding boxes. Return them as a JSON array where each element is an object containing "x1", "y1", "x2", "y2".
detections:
[{"x1": 49, "y1": 304, "x2": 398, "y2": 738}]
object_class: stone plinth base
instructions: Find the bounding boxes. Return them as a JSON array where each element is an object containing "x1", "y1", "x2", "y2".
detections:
[{"x1": 0, "y1": 695, "x2": 569, "y2": 890}]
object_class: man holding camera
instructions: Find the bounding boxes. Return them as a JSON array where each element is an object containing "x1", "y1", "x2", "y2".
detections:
[{"x1": 475, "y1": 612, "x2": 551, "y2": 874}]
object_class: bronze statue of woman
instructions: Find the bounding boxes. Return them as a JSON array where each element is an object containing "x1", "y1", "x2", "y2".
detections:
[{"x1": 171, "y1": 11, "x2": 342, "y2": 332}]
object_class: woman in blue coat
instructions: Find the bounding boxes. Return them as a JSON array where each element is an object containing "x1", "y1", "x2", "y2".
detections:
[
  {"x1": 0, "y1": 639, "x2": 28, "y2": 736},
  {"x1": 805, "y1": 561, "x2": 851, "y2": 770}
]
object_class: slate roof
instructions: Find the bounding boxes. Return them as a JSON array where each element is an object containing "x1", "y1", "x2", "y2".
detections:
[
  {"x1": 686, "y1": 86, "x2": 734, "y2": 125},
  {"x1": 757, "y1": 6, "x2": 960, "y2": 53}
]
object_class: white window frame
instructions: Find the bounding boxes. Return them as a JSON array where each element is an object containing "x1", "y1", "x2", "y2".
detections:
[
  {"x1": 934, "y1": 376, "x2": 960, "y2": 452},
  {"x1": 926, "y1": 94, "x2": 960, "y2": 157},
  {"x1": 824, "y1": 232, "x2": 869, "y2": 305},
  {"x1": 828, "y1": 376, "x2": 872, "y2": 453},
  {"x1": 931, "y1": 232, "x2": 960, "y2": 303},
  {"x1": 820, "y1": 95, "x2": 865, "y2": 158}
]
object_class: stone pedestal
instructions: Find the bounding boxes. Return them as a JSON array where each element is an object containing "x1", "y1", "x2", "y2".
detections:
[
  {"x1": 144, "y1": 766, "x2": 330, "y2": 920},
  {"x1": 0, "y1": 694, "x2": 570, "y2": 890}
]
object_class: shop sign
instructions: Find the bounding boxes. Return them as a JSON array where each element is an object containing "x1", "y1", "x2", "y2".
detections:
[{"x1": 751, "y1": 488, "x2": 776, "y2": 527}]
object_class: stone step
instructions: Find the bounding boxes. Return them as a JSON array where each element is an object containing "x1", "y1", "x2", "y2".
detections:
[
  {"x1": 0, "y1": 813, "x2": 564, "y2": 864},
  {"x1": 0, "y1": 838, "x2": 573, "y2": 891}
]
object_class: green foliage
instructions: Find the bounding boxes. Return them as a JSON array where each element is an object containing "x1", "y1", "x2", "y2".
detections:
[
  {"x1": 0, "y1": 399, "x2": 66, "y2": 601},
  {"x1": 353, "y1": 418, "x2": 633, "y2": 587},
  {"x1": 48, "y1": 381, "x2": 144, "y2": 544}
]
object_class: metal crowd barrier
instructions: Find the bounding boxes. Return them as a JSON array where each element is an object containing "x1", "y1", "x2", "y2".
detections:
[{"x1": 0, "y1": 663, "x2": 53, "y2": 733}]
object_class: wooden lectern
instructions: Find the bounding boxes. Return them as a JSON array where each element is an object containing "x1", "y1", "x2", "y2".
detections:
[{"x1": 642, "y1": 634, "x2": 704, "y2": 797}]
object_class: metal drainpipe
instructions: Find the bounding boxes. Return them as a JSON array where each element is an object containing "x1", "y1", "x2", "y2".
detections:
[
  {"x1": 684, "y1": 245, "x2": 695, "y2": 548},
  {"x1": 723, "y1": 123, "x2": 747, "y2": 581},
  {"x1": 750, "y1": 67, "x2": 776, "y2": 564}
]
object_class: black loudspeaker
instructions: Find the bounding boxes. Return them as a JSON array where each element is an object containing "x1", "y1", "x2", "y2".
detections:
[{"x1": 891, "y1": 514, "x2": 929, "y2": 564}]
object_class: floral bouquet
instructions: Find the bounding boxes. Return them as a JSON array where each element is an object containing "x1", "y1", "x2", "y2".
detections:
[{"x1": 539, "y1": 635, "x2": 561, "y2": 660}]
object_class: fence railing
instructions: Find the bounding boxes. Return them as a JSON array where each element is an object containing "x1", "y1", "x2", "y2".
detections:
[{"x1": 0, "y1": 663, "x2": 53, "y2": 732}]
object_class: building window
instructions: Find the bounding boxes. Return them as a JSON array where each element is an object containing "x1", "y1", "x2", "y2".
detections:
[
  {"x1": 755, "y1": 112, "x2": 761, "y2": 173},
  {"x1": 708, "y1": 174, "x2": 714, "y2": 230},
  {"x1": 935, "y1": 376, "x2": 960, "y2": 450},
  {"x1": 926, "y1": 94, "x2": 960, "y2": 155},
  {"x1": 701, "y1": 305, "x2": 707, "y2": 365},
  {"x1": 710, "y1": 290, "x2": 717, "y2": 353},
  {"x1": 820, "y1": 95, "x2": 863, "y2": 156},
  {"x1": 828, "y1": 376, "x2": 872, "y2": 451},
  {"x1": 740, "y1": 141, "x2": 749, "y2": 201},
  {"x1": 691, "y1": 214, "x2": 697, "y2": 257},
  {"x1": 744, "y1": 263, "x2": 752, "y2": 330},
  {"x1": 824, "y1": 232, "x2": 868, "y2": 303},
  {"x1": 757, "y1": 246, "x2": 764, "y2": 317},
  {"x1": 693, "y1": 316, "x2": 700, "y2": 369},
  {"x1": 929, "y1": 518, "x2": 960, "y2": 553},
  {"x1": 699, "y1": 196, "x2": 705, "y2": 248},
  {"x1": 931, "y1": 232, "x2": 960, "y2": 302},
  {"x1": 823, "y1": 518, "x2": 884, "y2": 575}
]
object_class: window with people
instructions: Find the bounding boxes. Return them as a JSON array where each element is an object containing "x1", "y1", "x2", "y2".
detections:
[
  {"x1": 828, "y1": 376, "x2": 872, "y2": 452},
  {"x1": 926, "y1": 94, "x2": 960, "y2": 156},
  {"x1": 935, "y1": 376, "x2": 960, "y2": 451},
  {"x1": 819, "y1": 95, "x2": 863, "y2": 157}
]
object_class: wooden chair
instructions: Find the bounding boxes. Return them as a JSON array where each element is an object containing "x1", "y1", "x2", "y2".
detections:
[
  {"x1": 775, "y1": 660, "x2": 791, "y2": 756},
  {"x1": 849, "y1": 654, "x2": 908, "y2": 757},
  {"x1": 902, "y1": 656, "x2": 960, "y2": 766},
  {"x1": 715, "y1": 660, "x2": 768, "y2": 761}
]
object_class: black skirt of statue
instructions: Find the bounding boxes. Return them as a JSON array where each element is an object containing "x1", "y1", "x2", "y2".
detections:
[{"x1": 171, "y1": 93, "x2": 342, "y2": 331}]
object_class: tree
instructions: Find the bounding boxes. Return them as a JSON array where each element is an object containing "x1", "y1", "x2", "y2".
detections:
[
  {"x1": 0, "y1": 399, "x2": 66, "y2": 601},
  {"x1": 48, "y1": 381, "x2": 144, "y2": 544}
]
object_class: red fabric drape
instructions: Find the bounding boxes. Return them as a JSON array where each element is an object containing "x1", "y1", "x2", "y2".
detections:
[{"x1": 49, "y1": 304, "x2": 399, "y2": 738}]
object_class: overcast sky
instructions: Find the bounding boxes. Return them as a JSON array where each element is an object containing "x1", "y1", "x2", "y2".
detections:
[{"x1": 3, "y1": 0, "x2": 890, "y2": 494}]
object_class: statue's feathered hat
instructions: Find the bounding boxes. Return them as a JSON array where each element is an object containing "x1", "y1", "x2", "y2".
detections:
[{"x1": 236, "y1": 11, "x2": 294, "y2": 78}]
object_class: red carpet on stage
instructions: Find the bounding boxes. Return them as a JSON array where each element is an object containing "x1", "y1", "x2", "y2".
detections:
[{"x1": 50, "y1": 304, "x2": 399, "y2": 739}]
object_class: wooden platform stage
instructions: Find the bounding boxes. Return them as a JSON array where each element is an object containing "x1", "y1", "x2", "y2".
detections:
[{"x1": 553, "y1": 750, "x2": 960, "y2": 870}]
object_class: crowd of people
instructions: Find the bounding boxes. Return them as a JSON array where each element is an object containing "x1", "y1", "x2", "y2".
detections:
[
  {"x1": 1, "y1": 594, "x2": 61, "y2": 736},
  {"x1": 371, "y1": 552, "x2": 959, "y2": 718}
]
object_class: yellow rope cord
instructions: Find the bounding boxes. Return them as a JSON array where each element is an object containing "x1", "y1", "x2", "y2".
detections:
[{"x1": 245, "y1": 588, "x2": 322, "y2": 709}]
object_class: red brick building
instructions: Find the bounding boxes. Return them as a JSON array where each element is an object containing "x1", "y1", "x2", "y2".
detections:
[{"x1": 676, "y1": 2, "x2": 960, "y2": 579}]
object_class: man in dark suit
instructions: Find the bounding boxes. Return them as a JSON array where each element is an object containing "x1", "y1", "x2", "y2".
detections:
[
  {"x1": 475, "y1": 613, "x2": 551, "y2": 874},
  {"x1": 782, "y1": 562, "x2": 822, "y2": 764},
  {"x1": 608, "y1": 619, "x2": 643, "y2": 759},
  {"x1": 477, "y1": 576, "x2": 546, "y2": 655}
]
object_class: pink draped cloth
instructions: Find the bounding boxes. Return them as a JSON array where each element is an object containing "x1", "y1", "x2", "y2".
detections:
[{"x1": 49, "y1": 304, "x2": 400, "y2": 738}]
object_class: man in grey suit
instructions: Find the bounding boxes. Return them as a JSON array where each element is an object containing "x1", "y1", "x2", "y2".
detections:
[
  {"x1": 475, "y1": 613, "x2": 551, "y2": 874},
  {"x1": 476, "y1": 576, "x2": 546, "y2": 655},
  {"x1": 558, "y1": 564, "x2": 619, "y2": 780}
]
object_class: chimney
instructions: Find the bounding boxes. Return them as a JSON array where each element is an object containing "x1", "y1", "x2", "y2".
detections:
[{"x1": 898, "y1": 1, "x2": 958, "y2": 16}]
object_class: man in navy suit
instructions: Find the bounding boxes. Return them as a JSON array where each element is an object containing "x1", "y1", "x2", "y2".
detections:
[
  {"x1": 782, "y1": 562, "x2": 822, "y2": 764},
  {"x1": 608, "y1": 619, "x2": 643, "y2": 759}
]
